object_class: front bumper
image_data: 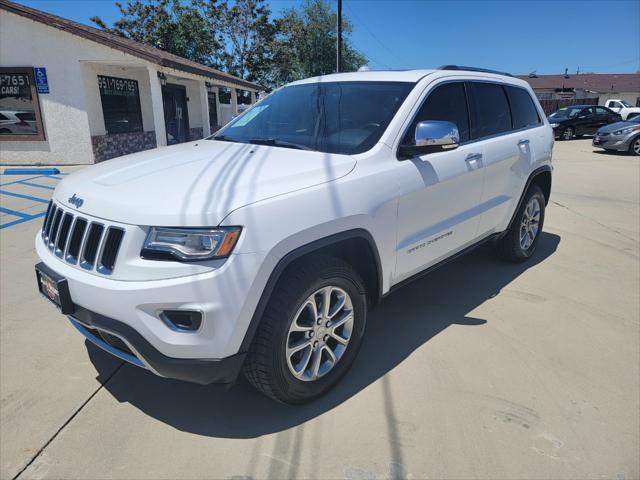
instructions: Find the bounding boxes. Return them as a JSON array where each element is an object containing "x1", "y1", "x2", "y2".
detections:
[
  {"x1": 69, "y1": 307, "x2": 246, "y2": 385},
  {"x1": 593, "y1": 133, "x2": 634, "y2": 151}
]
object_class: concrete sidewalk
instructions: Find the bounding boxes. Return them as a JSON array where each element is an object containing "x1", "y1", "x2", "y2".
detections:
[{"x1": 1, "y1": 142, "x2": 638, "y2": 479}]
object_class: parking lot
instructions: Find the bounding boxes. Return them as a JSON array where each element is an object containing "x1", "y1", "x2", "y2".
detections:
[{"x1": 1, "y1": 139, "x2": 638, "y2": 480}]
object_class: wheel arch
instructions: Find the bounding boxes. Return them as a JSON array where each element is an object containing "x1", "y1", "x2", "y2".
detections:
[
  {"x1": 498, "y1": 165, "x2": 552, "y2": 239},
  {"x1": 238, "y1": 228, "x2": 383, "y2": 353}
]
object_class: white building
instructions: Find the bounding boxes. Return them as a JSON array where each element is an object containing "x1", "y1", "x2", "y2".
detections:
[{"x1": 0, "y1": 0, "x2": 259, "y2": 165}]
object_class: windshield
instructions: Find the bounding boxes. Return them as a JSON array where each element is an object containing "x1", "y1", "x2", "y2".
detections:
[
  {"x1": 210, "y1": 81, "x2": 414, "y2": 155},
  {"x1": 620, "y1": 100, "x2": 632, "y2": 107},
  {"x1": 549, "y1": 107, "x2": 583, "y2": 119},
  {"x1": 629, "y1": 116, "x2": 640, "y2": 124}
]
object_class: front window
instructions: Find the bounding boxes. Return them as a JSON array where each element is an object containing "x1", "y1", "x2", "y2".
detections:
[
  {"x1": 98, "y1": 75, "x2": 143, "y2": 134},
  {"x1": 211, "y1": 81, "x2": 414, "y2": 155},
  {"x1": 620, "y1": 100, "x2": 631, "y2": 108},
  {"x1": 0, "y1": 67, "x2": 45, "y2": 141},
  {"x1": 549, "y1": 107, "x2": 584, "y2": 119}
]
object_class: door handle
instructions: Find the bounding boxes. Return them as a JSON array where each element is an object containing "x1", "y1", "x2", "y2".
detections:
[
  {"x1": 518, "y1": 139, "x2": 530, "y2": 146},
  {"x1": 465, "y1": 153, "x2": 483, "y2": 162}
]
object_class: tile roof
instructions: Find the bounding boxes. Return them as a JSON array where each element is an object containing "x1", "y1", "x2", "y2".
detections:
[{"x1": 516, "y1": 73, "x2": 639, "y2": 93}]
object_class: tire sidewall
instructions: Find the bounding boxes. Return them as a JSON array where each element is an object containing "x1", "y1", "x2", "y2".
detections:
[
  {"x1": 562, "y1": 127, "x2": 574, "y2": 140},
  {"x1": 270, "y1": 268, "x2": 367, "y2": 403},
  {"x1": 630, "y1": 136, "x2": 640, "y2": 156},
  {"x1": 513, "y1": 187, "x2": 546, "y2": 259}
]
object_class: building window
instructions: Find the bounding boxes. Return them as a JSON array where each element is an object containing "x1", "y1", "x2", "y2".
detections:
[
  {"x1": 0, "y1": 67, "x2": 45, "y2": 141},
  {"x1": 219, "y1": 87, "x2": 231, "y2": 104},
  {"x1": 536, "y1": 92, "x2": 553, "y2": 101},
  {"x1": 237, "y1": 89, "x2": 252, "y2": 105},
  {"x1": 98, "y1": 75, "x2": 143, "y2": 134}
]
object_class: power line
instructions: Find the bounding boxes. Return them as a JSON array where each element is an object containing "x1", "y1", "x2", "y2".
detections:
[{"x1": 344, "y1": 0, "x2": 412, "y2": 68}]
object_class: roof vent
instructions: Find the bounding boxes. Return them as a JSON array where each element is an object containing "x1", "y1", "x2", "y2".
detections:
[
  {"x1": 528, "y1": 71, "x2": 538, "y2": 78},
  {"x1": 563, "y1": 68, "x2": 570, "y2": 79}
]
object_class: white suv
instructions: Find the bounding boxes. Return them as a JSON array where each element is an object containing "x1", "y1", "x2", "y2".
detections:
[{"x1": 35, "y1": 67, "x2": 553, "y2": 404}]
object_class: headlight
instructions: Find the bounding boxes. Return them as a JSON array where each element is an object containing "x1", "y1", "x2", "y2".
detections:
[
  {"x1": 612, "y1": 126, "x2": 637, "y2": 135},
  {"x1": 550, "y1": 123, "x2": 560, "y2": 128},
  {"x1": 141, "y1": 227, "x2": 241, "y2": 261}
]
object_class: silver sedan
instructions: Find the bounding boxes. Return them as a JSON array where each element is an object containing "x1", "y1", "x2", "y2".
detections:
[{"x1": 593, "y1": 116, "x2": 640, "y2": 156}]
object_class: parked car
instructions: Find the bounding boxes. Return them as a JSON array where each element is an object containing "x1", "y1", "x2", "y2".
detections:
[
  {"x1": 0, "y1": 110, "x2": 37, "y2": 135},
  {"x1": 593, "y1": 115, "x2": 640, "y2": 156},
  {"x1": 35, "y1": 67, "x2": 554, "y2": 404},
  {"x1": 604, "y1": 99, "x2": 640, "y2": 121},
  {"x1": 548, "y1": 105, "x2": 620, "y2": 140}
]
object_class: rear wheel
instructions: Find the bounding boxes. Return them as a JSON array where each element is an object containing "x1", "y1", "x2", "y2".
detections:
[
  {"x1": 629, "y1": 136, "x2": 640, "y2": 156},
  {"x1": 495, "y1": 185, "x2": 546, "y2": 262},
  {"x1": 243, "y1": 255, "x2": 367, "y2": 404},
  {"x1": 561, "y1": 127, "x2": 574, "y2": 140}
]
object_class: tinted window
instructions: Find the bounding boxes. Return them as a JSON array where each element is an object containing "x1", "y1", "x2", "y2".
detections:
[
  {"x1": 215, "y1": 82, "x2": 413, "y2": 155},
  {"x1": 470, "y1": 82, "x2": 512, "y2": 138},
  {"x1": 403, "y1": 82, "x2": 470, "y2": 144},
  {"x1": 580, "y1": 107, "x2": 594, "y2": 116},
  {"x1": 98, "y1": 75, "x2": 143, "y2": 134},
  {"x1": 505, "y1": 86, "x2": 540, "y2": 130},
  {"x1": 595, "y1": 107, "x2": 611, "y2": 115}
]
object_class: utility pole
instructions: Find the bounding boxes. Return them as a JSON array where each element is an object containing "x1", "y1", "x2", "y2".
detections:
[{"x1": 336, "y1": 0, "x2": 343, "y2": 73}]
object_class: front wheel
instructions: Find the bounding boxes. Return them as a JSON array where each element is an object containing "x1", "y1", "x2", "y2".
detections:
[
  {"x1": 495, "y1": 185, "x2": 546, "y2": 262},
  {"x1": 629, "y1": 136, "x2": 640, "y2": 156},
  {"x1": 243, "y1": 255, "x2": 367, "y2": 404},
  {"x1": 561, "y1": 127, "x2": 574, "y2": 140}
]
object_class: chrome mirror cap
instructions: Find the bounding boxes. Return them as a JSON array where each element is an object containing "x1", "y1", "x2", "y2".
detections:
[{"x1": 414, "y1": 120, "x2": 460, "y2": 149}]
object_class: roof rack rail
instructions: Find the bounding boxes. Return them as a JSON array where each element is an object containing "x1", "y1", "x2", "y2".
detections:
[{"x1": 438, "y1": 65, "x2": 513, "y2": 77}]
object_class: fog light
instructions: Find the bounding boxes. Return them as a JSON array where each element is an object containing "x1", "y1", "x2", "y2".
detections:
[{"x1": 160, "y1": 310, "x2": 202, "y2": 332}]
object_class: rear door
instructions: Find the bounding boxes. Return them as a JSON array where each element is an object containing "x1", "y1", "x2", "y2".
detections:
[
  {"x1": 594, "y1": 106, "x2": 615, "y2": 128},
  {"x1": 473, "y1": 82, "x2": 544, "y2": 236}
]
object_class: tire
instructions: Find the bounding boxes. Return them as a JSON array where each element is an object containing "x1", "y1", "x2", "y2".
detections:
[
  {"x1": 495, "y1": 185, "x2": 546, "y2": 262},
  {"x1": 243, "y1": 255, "x2": 367, "y2": 404},
  {"x1": 561, "y1": 127, "x2": 574, "y2": 140},
  {"x1": 629, "y1": 136, "x2": 640, "y2": 156}
]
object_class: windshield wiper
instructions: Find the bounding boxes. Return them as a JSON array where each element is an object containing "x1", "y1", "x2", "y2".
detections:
[
  {"x1": 211, "y1": 135, "x2": 239, "y2": 143},
  {"x1": 248, "y1": 138, "x2": 313, "y2": 151}
]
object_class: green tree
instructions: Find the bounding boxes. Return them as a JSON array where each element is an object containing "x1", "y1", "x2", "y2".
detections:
[
  {"x1": 208, "y1": 0, "x2": 275, "y2": 84},
  {"x1": 270, "y1": 0, "x2": 366, "y2": 86},
  {"x1": 91, "y1": 0, "x2": 223, "y2": 67}
]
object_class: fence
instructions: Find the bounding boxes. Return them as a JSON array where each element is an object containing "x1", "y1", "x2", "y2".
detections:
[{"x1": 538, "y1": 97, "x2": 599, "y2": 116}]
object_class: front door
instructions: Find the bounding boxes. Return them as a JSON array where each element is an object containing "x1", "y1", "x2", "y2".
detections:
[
  {"x1": 162, "y1": 84, "x2": 189, "y2": 145},
  {"x1": 394, "y1": 81, "x2": 485, "y2": 283},
  {"x1": 575, "y1": 107, "x2": 596, "y2": 135}
]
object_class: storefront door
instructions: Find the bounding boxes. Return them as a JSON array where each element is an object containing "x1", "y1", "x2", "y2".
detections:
[
  {"x1": 162, "y1": 84, "x2": 189, "y2": 145},
  {"x1": 208, "y1": 92, "x2": 219, "y2": 132}
]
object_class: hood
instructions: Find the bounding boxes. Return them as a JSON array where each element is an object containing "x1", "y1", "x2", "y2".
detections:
[
  {"x1": 597, "y1": 120, "x2": 640, "y2": 134},
  {"x1": 53, "y1": 140, "x2": 356, "y2": 226}
]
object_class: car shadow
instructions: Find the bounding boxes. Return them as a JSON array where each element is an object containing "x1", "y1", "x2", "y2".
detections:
[
  {"x1": 87, "y1": 232, "x2": 560, "y2": 439},
  {"x1": 592, "y1": 149, "x2": 629, "y2": 156}
]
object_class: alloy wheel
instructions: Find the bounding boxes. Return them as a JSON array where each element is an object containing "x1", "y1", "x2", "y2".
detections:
[
  {"x1": 519, "y1": 197, "x2": 541, "y2": 250},
  {"x1": 285, "y1": 286, "x2": 354, "y2": 382},
  {"x1": 563, "y1": 128, "x2": 573, "y2": 140},
  {"x1": 633, "y1": 138, "x2": 640, "y2": 156}
]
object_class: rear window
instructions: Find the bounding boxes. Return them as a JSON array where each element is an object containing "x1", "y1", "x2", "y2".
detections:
[
  {"x1": 470, "y1": 82, "x2": 512, "y2": 139},
  {"x1": 505, "y1": 86, "x2": 541, "y2": 130},
  {"x1": 16, "y1": 112, "x2": 35, "y2": 122}
]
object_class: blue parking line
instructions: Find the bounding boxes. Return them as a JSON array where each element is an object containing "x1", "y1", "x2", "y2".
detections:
[
  {"x1": 0, "y1": 211, "x2": 46, "y2": 229},
  {"x1": 0, "y1": 175, "x2": 47, "y2": 187},
  {"x1": 0, "y1": 190, "x2": 49, "y2": 203},
  {"x1": 17, "y1": 180, "x2": 55, "y2": 190},
  {"x1": 0, "y1": 207, "x2": 32, "y2": 218}
]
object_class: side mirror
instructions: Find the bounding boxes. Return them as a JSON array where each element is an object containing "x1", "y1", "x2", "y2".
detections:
[
  {"x1": 398, "y1": 120, "x2": 459, "y2": 159},
  {"x1": 415, "y1": 120, "x2": 460, "y2": 148}
]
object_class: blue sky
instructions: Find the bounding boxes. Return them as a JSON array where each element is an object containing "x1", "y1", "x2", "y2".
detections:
[{"x1": 15, "y1": 0, "x2": 640, "y2": 75}]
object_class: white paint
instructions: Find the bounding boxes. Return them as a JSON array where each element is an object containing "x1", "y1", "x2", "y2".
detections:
[{"x1": 36, "y1": 69, "x2": 554, "y2": 363}]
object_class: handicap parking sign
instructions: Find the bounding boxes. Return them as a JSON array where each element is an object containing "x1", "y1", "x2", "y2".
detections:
[{"x1": 34, "y1": 67, "x2": 49, "y2": 94}]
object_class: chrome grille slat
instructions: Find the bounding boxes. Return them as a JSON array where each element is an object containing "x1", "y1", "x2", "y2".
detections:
[
  {"x1": 97, "y1": 227, "x2": 125, "y2": 275},
  {"x1": 80, "y1": 222, "x2": 105, "y2": 271},
  {"x1": 40, "y1": 202, "x2": 125, "y2": 275},
  {"x1": 65, "y1": 217, "x2": 88, "y2": 264},
  {"x1": 48, "y1": 209, "x2": 63, "y2": 250},
  {"x1": 55, "y1": 213, "x2": 74, "y2": 258}
]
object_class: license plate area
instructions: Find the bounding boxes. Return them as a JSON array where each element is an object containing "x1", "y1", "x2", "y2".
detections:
[{"x1": 35, "y1": 262, "x2": 74, "y2": 314}]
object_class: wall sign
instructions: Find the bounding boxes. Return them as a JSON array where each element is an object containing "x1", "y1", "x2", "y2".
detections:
[{"x1": 34, "y1": 67, "x2": 49, "y2": 94}]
